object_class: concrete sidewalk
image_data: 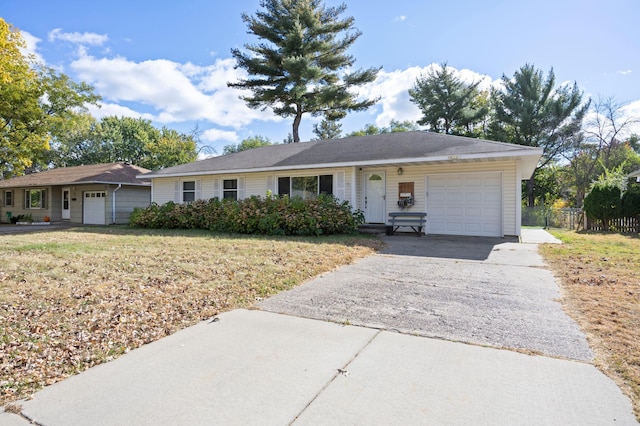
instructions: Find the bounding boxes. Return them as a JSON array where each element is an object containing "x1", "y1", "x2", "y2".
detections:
[
  {"x1": 2, "y1": 309, "x2": 636, "y2": 425},
  {"x1": 520, "y1": 227, "x2": 563, "y2": 244}
]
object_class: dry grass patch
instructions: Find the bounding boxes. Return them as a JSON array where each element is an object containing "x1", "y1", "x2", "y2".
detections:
[
  {"x1": 0, "y1": 227, "x2": 381, "y2": 406},
  {"x1": 540, "y1": 230, "x2": 640, "y2": 419}
]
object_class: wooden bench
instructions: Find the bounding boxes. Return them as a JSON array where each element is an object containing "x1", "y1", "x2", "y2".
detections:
[{"x1": 386, "y1": 212, "x2": 427, "y2": 236}]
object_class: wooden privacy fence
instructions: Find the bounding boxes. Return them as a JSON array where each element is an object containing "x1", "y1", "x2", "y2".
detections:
[{"x1": 585, "y1": 215, "x2": 640, "y2": 233}]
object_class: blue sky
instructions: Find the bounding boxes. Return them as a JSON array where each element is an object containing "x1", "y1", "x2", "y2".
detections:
[{"x1": 3, "y1": 0, "x2": 640, "y2": 154}]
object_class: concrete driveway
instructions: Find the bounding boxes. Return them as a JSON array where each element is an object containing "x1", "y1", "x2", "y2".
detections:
[{"x1": 259, "y1": 233, "x2": 593, "y2": 361}]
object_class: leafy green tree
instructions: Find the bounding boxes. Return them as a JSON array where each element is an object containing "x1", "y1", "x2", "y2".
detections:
[
  {"x1": 51, "y1": 116, "x2": 197, "y2": 169},
  {"x1": 228, "y1": 0, "x2": 380, "y2": 143},
  {"x1": 563, "y1": 98, "x2": 640, "y2": 206},
  {"x1": 527, "y1": 163, "x2": 571, "y2": 206},
  {"x1": 409, "y1": 63, "x2": 488, "y2": 136},
  {"x1": 223, "y1": 135, "x2": 273, "y2": 154},
  {"x1": 145, "y1": 127, "x2": 198, "y2": 170},
  {"x1": 346, "y1": 120, "x2": 418, "y2": 137},
  {"x1": 489, "y1": 64, "x2": 588, "y2": 206},
  {"x1": 0, "y1": 18, "x2": 99, "y2": 177},
  {"x1": 312, "y1": 118, "x2": 342, "y2": 140}
]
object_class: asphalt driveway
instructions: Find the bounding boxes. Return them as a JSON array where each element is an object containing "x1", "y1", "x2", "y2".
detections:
[{"x1": 259, "y1": 233, "x2": 594, "y2": 361}]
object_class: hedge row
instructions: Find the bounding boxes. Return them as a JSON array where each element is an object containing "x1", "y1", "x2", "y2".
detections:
[
  {"x1": 129, "y1": 194, "x2": 365, "y2": 236},
  {"x1": 584, "y1": 184, "x2": 640, "y2": 223}
]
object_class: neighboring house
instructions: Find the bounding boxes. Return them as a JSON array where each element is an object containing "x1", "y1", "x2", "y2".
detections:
[
  {"x1": 139, "y1": 131, "x2": 542, "y2": 237},
  {"x1": 630, "y1": 168, "x2": 640, "y2": 182},
  {"x1": 0, "y1": 163, "x2": 151, "y2": 225}
]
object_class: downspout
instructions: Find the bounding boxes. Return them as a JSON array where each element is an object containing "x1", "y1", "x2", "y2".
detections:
[{"x1": 112, "y1": 184, "x2": 122, "y2": 224}]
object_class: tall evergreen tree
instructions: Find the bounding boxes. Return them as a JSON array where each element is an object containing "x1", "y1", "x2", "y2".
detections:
[
  {"x1": 489, "y1": 64, "x2": 588, "y2": 206},
  {"x1": 408, "y1": 63, "x2": 488, "y2": 136},
  {"x1": 228, "y1": 0, "x2": 380, "y2": 142},
  {"x1": 312, "y1": 117, "x2": 342, "y2": 140}
]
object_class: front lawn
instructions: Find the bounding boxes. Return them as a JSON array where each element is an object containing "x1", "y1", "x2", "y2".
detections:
[
  {"x1": 0, "y1": 227, "x2": 381, "y2": 406},
  {"x1": 541, "y1": 230, "x2": 640, "y2": 419}
]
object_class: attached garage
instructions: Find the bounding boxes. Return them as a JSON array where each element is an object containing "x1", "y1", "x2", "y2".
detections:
[
  {"x1": 426, "y1": 172, "x2": 503, "y2": 237},
  {"x1": 83, "y1": 191, "x2": 106, "y2": 225}
]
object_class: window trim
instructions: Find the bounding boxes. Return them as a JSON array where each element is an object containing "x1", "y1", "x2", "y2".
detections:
[
  {"x1": 24, "y1": 189, "x2": 47, "y2": 209},
  {"x1": 3, "y1": 190, "x2": 13, "y2": 207},
  {"x1": 222, "y1": 179, "x2": 238, "y2": 200},
  {"x1": 182, "y1": 181, "x2": 196, "y2": 203},
  {"x1": 277, "y1": 174, "x2": 334, "y2": 199}
]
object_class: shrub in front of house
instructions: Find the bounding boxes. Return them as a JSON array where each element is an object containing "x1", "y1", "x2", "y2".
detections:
[{"x1": 129, "y1": 194, "x2": 364, "y2": 236}]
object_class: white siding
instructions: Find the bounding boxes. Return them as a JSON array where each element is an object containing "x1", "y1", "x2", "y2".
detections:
[
  {"x1": 147, "y1": 160, "x2": 522, "y2": 236},
  {"x1": 150, "y1": 167, "x2": 355, "y2": 205},
  {"x1": 112, "y1": 186, "x2": 152, "y2": 224},
  {"x1": 357, "y1": 160, "x2": 520, "y2": 236},
  {"x1": 151, "y1": 178, "x2": 176, "y2": 204}
]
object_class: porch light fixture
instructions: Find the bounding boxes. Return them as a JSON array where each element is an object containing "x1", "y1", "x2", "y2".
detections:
[{"x1": 397, "y1": 167, "x2": 403, "y2": 175}]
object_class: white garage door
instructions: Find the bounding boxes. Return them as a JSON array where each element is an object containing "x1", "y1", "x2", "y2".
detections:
[
  {"x1": 426, "y1": 172, "x2": 502, "y2": 237},
  {"x1": 83, "y1": 191, "x2": 106, "y2": 225}
]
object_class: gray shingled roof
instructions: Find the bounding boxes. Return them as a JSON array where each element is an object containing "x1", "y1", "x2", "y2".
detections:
[
  {"x1": 0, "y1": 163, "x2": 151, "y2": 188},
  {"x1": 142, "y1": 131, "x2": 542, "y2": 178}
]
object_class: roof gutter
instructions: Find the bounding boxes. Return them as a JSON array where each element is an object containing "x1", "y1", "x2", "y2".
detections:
[
  {"x1": 112, "y1": 184, "x2": 122, "y2": 224},
  {"x1": 138, "y1": 149, "x2": 544, "y2": 180}
]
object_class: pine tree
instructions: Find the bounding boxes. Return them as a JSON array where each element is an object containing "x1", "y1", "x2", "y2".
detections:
[
  {"x1": 312, "y1": 118, "x2": 342, "y2": 140},
  {"x1": 228, "y1": 0, "x2": 380, "y2": 142},
  {"x1": 408, "y1": 63, "x2": 488, "y2": 136},
  {"x1": 489, "y1": 64, "x2": 588, "y2": 206}
]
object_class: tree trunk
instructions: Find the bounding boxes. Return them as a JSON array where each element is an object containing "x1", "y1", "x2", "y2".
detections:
[
  {"x1": 292, "y1": 106, "x2": 302, "y2": 143},
  {"x1": 526, "y1": 176, "x2": 535, "y2": 207}
]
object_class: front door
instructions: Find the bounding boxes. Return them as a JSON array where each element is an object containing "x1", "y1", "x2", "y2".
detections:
[
  {"x1": 62, "y1": 188, "x2": 71, "y2": 220},
  {"x1": 364, "y1": 172, "x2": 385, "y2": 223}
]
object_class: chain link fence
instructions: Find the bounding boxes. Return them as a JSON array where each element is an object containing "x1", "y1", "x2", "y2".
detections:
[{"x1": 522, "y1": 207, "x2": 583, "y2": 230}]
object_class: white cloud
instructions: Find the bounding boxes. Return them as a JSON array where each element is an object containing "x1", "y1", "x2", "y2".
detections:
[
  {"x1": 394, "y1": 16, "x2": 407, "y2": 22},
  {"x1": 18, "y1": 31, "x2": 45, "y2": 65},
  {"x1": 618, "y1": 70, "x2": 632, "y2": 76},
  {"x1": 48, "y1": 28, "x2": 108, "y2": 45},
  {"x1": 87, "y1": 103, "x2": 155, "y2": 121},
  {"x1": 621, "y1": 100, "x2": 640, "y2": 134},
  {"x1": 201, "y1": 128, "x2": 239, "y2": 143},
  {"x1": 69, "y1": 53, "x2": 280, "y2": 128},
  {"x1": 360, "y1": 64, "x2": 497, "y2": 127}
]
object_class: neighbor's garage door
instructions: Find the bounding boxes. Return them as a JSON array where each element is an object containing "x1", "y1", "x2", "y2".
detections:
[
  {"x1": 83, "y1": 191, "x2": 106, "y2": 225},
  {"x1": 426, "y1": 172, "x2": 502, "y2": 237}
]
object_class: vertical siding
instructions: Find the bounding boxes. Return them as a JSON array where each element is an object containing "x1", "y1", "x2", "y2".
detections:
[{"x1": 112, "y1": 186, "x2": 152, "y2": 224}]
